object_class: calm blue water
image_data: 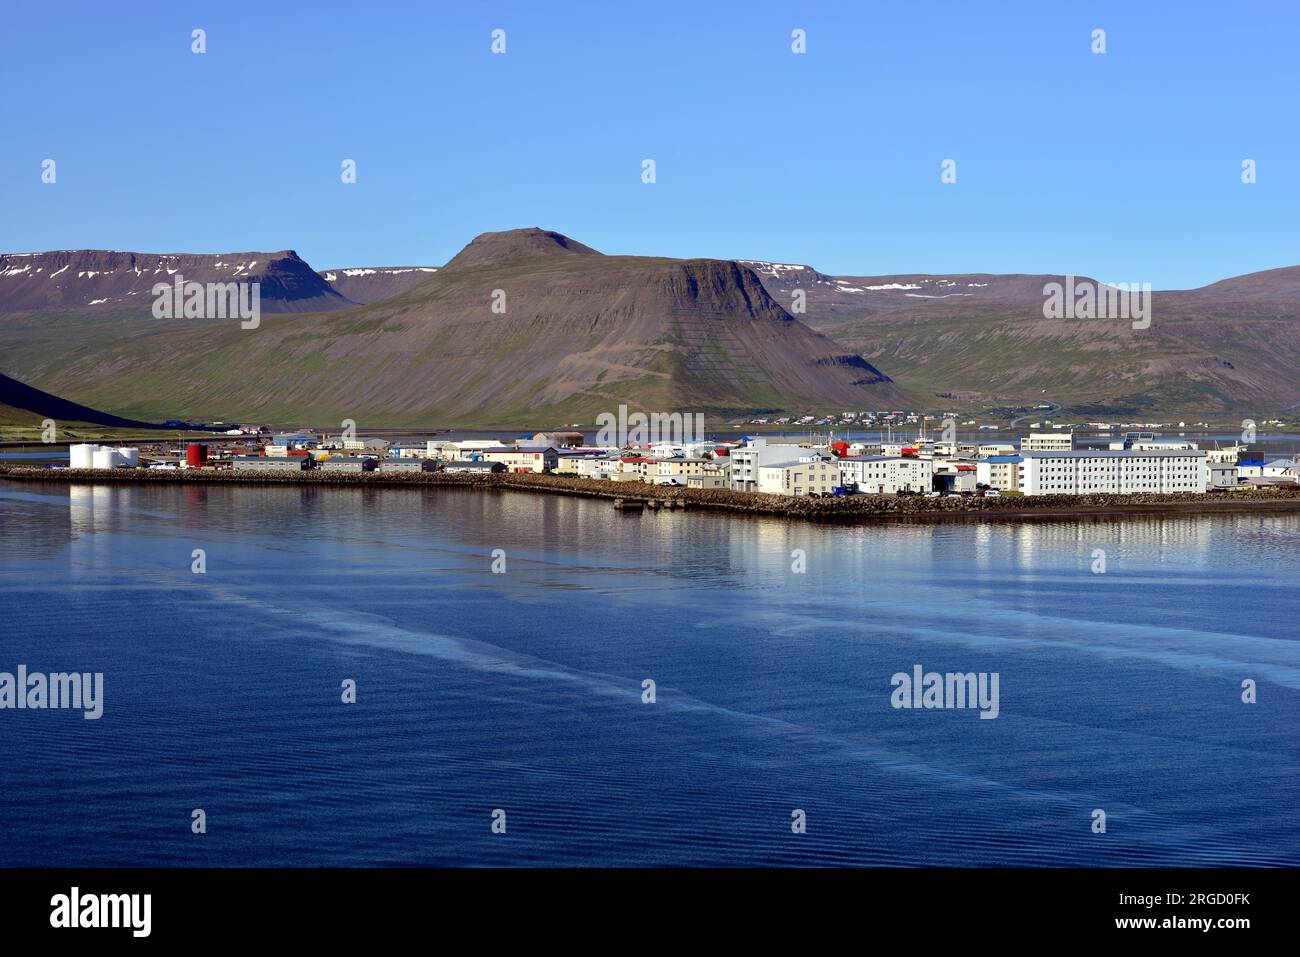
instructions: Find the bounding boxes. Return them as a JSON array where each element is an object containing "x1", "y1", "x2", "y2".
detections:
[
  {"x1": 0, "y1": 451, "x2": 68, "y2": 463},
  {"x1": 0, "y1": 481, "x2": 1296, "y2": 866}
]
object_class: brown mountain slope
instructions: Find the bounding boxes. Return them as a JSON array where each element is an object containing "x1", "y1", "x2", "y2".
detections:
[
  {"x1": 0, "y1": 250, "x2": 354, "y2": 314},
  {"x1": 444, "y1": 227, "x2": 602, "y2": 269},
  {"x1": 317, "y1": 266, "x2": 439, "y2": 304},
  {"x1": 744, "y1": 261, "x2": 1300, "y2": 415},
  {"x1": 0, "y1": 230, "x2": 910, "y2": 427}
]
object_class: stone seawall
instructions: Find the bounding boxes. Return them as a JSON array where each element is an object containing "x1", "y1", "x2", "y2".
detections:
[{"x1": 3, "y1": 465, "x2": 1299, "y2": 523}]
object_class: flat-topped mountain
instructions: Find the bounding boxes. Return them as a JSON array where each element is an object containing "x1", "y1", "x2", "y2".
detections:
[{"x1": 0, "y1": 250, "x2": 354, "y2": 314}]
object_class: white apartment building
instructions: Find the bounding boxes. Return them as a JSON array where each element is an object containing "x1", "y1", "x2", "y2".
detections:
[
  {"x1": 757, "y1": 458, "x2": 839, "y2": 496},
  {"x1": 1022, "y1": 432, "x2": 1074, "y2": 452},
  {"x1": 1019, "y1": 450, "x2": 1207, "y2": 495},
  {"x1": 974, "y1": 456, "x2": 1022, "y2": 491},
  {"x1": 837, "y1": 456, "x2": 933, "y2": 493},
  {"x1": 729, "y1": 439, "x2": 809, "y2": 491}
]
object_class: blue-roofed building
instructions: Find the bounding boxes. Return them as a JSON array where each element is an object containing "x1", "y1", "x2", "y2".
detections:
[{"x1": 976, "y1": 455, "x2": 1022, "y2": 491}]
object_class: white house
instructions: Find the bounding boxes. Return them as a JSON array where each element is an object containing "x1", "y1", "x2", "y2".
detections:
[{"x1": 1263, "y1": 457, "x2": 1300, "y2": 479}]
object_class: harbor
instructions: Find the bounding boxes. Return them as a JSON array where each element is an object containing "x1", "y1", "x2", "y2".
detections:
[{"x1": 4, "y1": 463, "x2": 1299, "y2": 524}]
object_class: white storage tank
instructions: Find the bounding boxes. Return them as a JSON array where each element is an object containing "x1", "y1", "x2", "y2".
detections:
[
  {"x1": 70, "y1": 444, "x2": 99, "y2": 469},
  {"x1": 92, "y1": 448, "x2": 120, "y2": 470},
  {"x1": 116, "y1": 447, "x2": 140, "y2": 467}
]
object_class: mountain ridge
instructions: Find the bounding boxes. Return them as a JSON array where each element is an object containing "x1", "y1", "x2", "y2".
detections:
[
  {"x1": 742, "y1": 260, "x2": 1300, "y2": 415},
  {"x1": 0, "y1": 230, "x2": 910, "y2": 427},
  {"x1": 0, "y1": 249, "x2": 354, "y2": 314},
  {"x1": 2, "y1": 232, "x2": 1296, "y2": 423}
]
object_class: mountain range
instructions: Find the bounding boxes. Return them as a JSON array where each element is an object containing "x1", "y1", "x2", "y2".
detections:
[
  {"x1": 0, "y1": 229, "x2": 1296, "y2": 428},
  {"x1": 0, "y1": 250, "x2": 351, "y2": 314},
  {"x1": 0, "y1": 229, "x2": 905, "y2": 428}
]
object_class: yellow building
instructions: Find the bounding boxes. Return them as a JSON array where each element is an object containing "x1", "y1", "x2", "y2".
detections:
[{"x1": 756, "y1": 458, "x2": 838, "y2": 496}]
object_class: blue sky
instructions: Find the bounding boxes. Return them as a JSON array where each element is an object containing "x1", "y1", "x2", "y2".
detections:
[{"x1": 2, "y1": 0, "x2": 1297, "y2": 288}]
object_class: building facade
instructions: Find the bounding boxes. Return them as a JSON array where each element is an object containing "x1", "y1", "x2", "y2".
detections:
[
  {"x1": 729, "y1": 440, "x2": 811, "y2": 491},
  {"x1": 478, "y1": 447, "x2": 560, "y2": 473},
  {"x1": 1022, "y1": 432, "x2": 1074, "y2": 452},
  {"x1": 1018, "y1": 450, "x2": 1207, "y2": 495},
  {"x1": 381, "y1": 459, "x2": 429, "y2": 473},
  {"x1": 443, "y1": 460, "x2": 506, "y2": 473},
  {"x1": 1206, "y1": 463, "x2": 1238, "y2": 489},
  {"x1": 974, "y1": 456, "x2": 1022, "y2": 491},
  {"x1": 837, "y1": 456, "x2": 933, "y2": 493},
  {"x1": 757, "y1": 458, "x2": 839, "y2": 496},
  {"x1": 231, "y1": 456, "x2": 312, "y2": 472},
  {"x1": 317, "y1": 456, "x2": 378, "y2": 472}
]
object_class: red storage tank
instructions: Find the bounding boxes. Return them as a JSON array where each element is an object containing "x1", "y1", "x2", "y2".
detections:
[{"x1": 186, "y1": 443, "x2": 208, "y2": 467}]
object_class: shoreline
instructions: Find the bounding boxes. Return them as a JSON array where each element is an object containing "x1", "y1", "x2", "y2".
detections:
[{"x1": 4, "y1": 465, "x2": 1300, "y2": 524}]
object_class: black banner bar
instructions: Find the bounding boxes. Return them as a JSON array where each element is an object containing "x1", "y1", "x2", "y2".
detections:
[{"x1": 0, "y1": 867, "x2": 1285, "y2": 943}]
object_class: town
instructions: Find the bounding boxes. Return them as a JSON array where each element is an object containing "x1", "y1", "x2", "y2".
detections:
[{"x1": 59, "y1": 425, "x2": 1300, "y2": 498}]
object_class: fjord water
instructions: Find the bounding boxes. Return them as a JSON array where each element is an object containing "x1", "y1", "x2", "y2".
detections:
[{"x1": 0, "y1": 481, "x2": 1296, "y2": 867}]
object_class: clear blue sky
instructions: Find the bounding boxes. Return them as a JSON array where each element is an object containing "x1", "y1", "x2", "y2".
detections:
[{"x1": 2, "y1": 0, "x2": 1297, "y2": 289}]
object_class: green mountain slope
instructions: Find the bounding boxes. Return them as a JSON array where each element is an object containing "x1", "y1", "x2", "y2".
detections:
[{"x1": 742, "y1": 264, "x2": 1300, "y2": 416}]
